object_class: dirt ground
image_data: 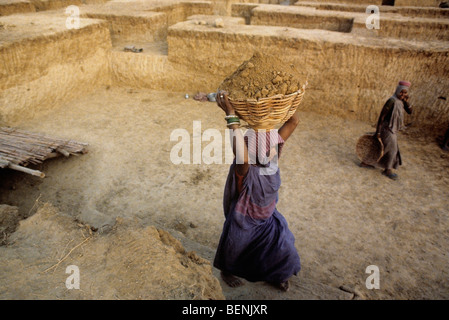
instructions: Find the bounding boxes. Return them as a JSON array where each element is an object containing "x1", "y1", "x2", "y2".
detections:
[
  {"x1": 0, "y1": 202, "x2": 225, "y2": 300},
  {"x1": 1, "y1": 86, "x2": 448, "y2": 299}
]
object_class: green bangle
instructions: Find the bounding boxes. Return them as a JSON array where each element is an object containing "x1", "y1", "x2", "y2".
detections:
[
  {"x1": 226, "y1": 117, "x2": 239, "y2": 124},
  {"x1": 227, "y1": 121, "x2": 240, "y2": 127}
]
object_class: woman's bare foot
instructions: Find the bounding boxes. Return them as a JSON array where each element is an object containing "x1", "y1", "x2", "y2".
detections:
[
  {"x1": 278, "y1": 281, "x2": 290, "y2": 292},
  {"x1": 221, "y1": 271, "x2": 243, "y2": 288},
  {"x1": 270, "y1": 280, "x2": 290, "y2": 292}
]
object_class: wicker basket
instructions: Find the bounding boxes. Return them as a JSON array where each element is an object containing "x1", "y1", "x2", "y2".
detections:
[
  {"x1": 356, "y1": 134, "x2": 384, "y2": 166},
  {"x1": 227, "y1": 83, "x2": 307, "y2": 130}
]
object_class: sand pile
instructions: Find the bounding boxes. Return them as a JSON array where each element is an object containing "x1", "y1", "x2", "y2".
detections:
[
  {"x1": 0, "y1": 203, "x2": 224, "y2": 300},
  {"x1": 219, "y1": 52, "x2": 303, "y2": 100}
]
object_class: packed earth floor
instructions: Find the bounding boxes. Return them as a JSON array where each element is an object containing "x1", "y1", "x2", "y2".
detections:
[{"x1": 1, "y1": 87, "x2": 448, "y2": 299}]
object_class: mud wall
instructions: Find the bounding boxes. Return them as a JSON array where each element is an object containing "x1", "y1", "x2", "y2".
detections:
[
  {"x1": 1, "y1": 1, "x2": 448, "y2": 130},
  {"x1": 251, "y1": 5, "x2": 354, "y2": 32},
  {"x1": 297, "y1": 0, "x2": 442, "y2": 6},
  {"x1": 292, "y1": 2, "x2": 449, "y2": 19},
  {"x1": 0, "y1": 0, "x2": 111, "y2": 16},
  {"x1": 83, "y1": 11, "x2": 168, "y2": 43},
  {"x1": 352, "y1": 16, "x2": 449, "y2": 41},
  {"x1": 295, "y1": 0, "x2": 383, "y2": 4},
  {"x1": 0, "y1": 15, "x2": 112, "y2": 125},
  {"x1": 395, "y1": 0, "x2": 442, "y2": 6},
  {"x1": 0, "y1": 0, "x2": 35, "y2": 16},
  {"x1": 243, "y1": 4, "x2": 449, "y2": 41},
  {"x1": 167, "y1": 22, "x2": 449, "y2": 128}
]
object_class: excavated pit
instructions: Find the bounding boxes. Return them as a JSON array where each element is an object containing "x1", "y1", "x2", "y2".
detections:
[{"x1": 1, "y1": 0, "x2": 449, "y2": 300}]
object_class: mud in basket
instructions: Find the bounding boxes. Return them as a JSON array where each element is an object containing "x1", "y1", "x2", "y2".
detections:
[
  {"x1": 227, "y1": 83, "x2": 307, "y2": 130},
  {"x1": 356, "y1": 134, "x2": 384, "y2": 166}
]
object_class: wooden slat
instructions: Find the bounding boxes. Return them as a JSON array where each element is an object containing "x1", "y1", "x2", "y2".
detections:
[{"x1": 0, "y1": 127, "x2": 88, "y2": 178}]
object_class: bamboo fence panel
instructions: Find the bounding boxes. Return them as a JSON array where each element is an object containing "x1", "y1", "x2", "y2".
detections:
[{"x1": 0, "y1": 127, "x2": 88, "y2": 178}]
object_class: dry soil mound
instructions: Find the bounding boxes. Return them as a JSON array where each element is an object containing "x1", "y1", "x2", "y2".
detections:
[{"x1": 0, "y1": 203, "x2": 224, "y2": 300}]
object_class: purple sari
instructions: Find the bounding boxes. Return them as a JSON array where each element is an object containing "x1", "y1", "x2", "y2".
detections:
[{"x1": 213, "y1": 138, "x2": 301, "y2": 283}]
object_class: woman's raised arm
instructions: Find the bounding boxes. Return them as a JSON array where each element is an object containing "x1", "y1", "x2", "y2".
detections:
[
  {"x1": 279, "y1": 112, "x2": 300, "y2": 142},
  {"x1": 216, "y1": 91, "x2": 250, "y2": 177}
]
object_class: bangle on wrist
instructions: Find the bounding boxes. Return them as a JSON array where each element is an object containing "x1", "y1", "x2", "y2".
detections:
[
  {"x1": 226, "y1": 117, "x2": 240, "y2": 124},
  {"x1": 227, "y1": 121, "x2": 240, "y2": 127}
]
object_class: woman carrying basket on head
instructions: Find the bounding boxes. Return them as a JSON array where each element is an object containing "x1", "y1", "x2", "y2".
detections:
[
  {"x1": 213, "y1": 90, "x2": 301, "y2": 292},
  {"x1": 361, "y1": 81, "x2": 413, "y2": 180}
]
